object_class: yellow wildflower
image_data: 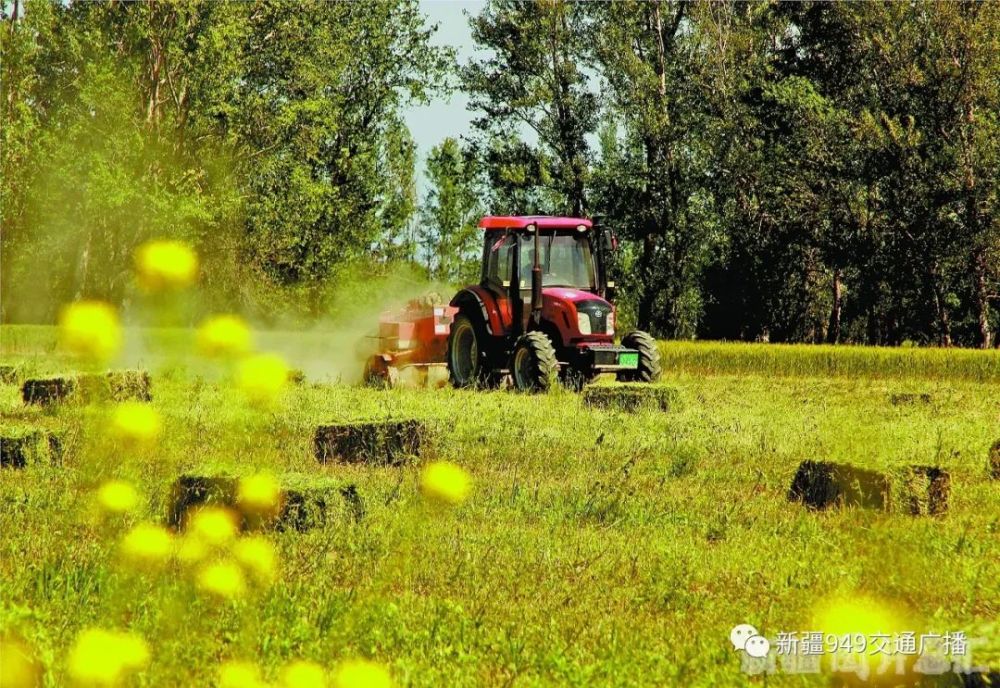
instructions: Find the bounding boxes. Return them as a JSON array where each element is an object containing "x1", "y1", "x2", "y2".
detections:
[
  {"x1": 218, "y1": 661, "x2": 267, "y2": 688},
  {"x1": 238, "y1": 353, "x2": 289, "y2": 405},
  {"x1": 115, "y1": 635, "x2": 149, "y2": 672},
  {"x1": 97, "y1": 481, "x2": 139, "y2": 514},
  {"x1": 174, "y1": 534, "x2": 209, "y2": 567},
  {"x1": 280, "y1": 660, "x2": 327, "y2": 688},
  {"x1": 196, "y1": 315, "x2": 252, "y2": 359},
  {"x1": 233, "y1": 536, "x2": 278, "y2": 585},
  {"x1": 67, "y1": 628, "x2": 149, "y2": 687},
  {"x1": 0, "y1": 635, "x2": 41, "y2": 688},
  {"x1": 58, "y1": 301, "x2": 122, "y2": 362},
  {"x1": 196, "y1": 561, "x2": 246, "y2": 600},
  {"x1": 109, "y1": 403, "x2": 162, "y2": 447},
  {"x1": 419, "y1": 461, "x2": 471, "y2": 507},
  {"x1": 119, "y1": 523, "x2": 172, "y2": 569},
  {"x1": 188, "y1": 507, "x2": 239, "y2": 546},
  {"x1": 331, "y1": 660, "x2": 392, "y2": 688},
  {"x1": 135, "y1": 239, "x2": 198, "y2": 291},
  {"x1": 238, "y1": 473, "x2": 282, "y2": 517}
]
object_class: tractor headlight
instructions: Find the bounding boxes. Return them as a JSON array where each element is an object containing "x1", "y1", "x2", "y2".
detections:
[
  {"x1": 576, "y1": 312, "x2": 592, "y2": 335},
  {"x1": 606, "y1": 310, "x2": 615, "y2": 335}
]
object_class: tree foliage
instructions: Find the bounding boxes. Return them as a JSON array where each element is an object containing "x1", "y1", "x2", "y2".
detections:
[
  {"x1": 419, "y1": 138, "x2": 482, "y2": 284},
  {"x1": 2, "y1": 0, "x2": 997, "y2": 347},
  {"x1": 1, "y1": 0, "x2": 449, "y2": 321}
]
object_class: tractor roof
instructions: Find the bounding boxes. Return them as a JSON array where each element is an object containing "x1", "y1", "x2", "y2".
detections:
[{"x1": 478, "y1": 215, "x2": 593, "y2": 231}]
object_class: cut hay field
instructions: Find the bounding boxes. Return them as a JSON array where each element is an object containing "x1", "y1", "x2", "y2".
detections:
[{"x1": 1, "y1": 324, "x2": 998, "y2": 687}]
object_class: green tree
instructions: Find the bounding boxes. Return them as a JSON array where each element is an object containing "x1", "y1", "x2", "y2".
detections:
[
  {"x1": 464, "y1": 0, "x2": 596, "y2": 216},
  {"x1": 590, "y1": 0, "x2": 720, "y2": 337},
  {"x1": 419, "y1": 138, "x2": 482, "y2": 284},
  {"x1": 1, "y1": 0, "x2": 450, "y2": 321}
]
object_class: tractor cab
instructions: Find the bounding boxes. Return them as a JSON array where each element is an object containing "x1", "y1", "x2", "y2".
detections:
[
  {"x1": 478, "y1": 216, "x2": 613, "y2": 335},
  {"x1": 447, "y1": 216, "x2": 661, "y2": 391}
]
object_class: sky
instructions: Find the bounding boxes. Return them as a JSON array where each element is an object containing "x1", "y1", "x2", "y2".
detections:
[{"x1": 404, "y1": 0, "x2": 486, "y2": 197}]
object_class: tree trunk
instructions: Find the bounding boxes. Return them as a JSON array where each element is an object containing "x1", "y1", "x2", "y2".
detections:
[
  {"x1": 929, "y1": 263, "x2": 952, "y2": 347},
  {"x1": 973, "y1": 248, "x2": 993, "y2": 349},
  {"x1": 637, "y1": 232, "x2": 657, "y2": 331},
  {"x1": 827, "y1": 268, "x2": 842, "y2": 344},
  {"x1": 74, "y1": 228, "x2": 94, "y2": 302}
]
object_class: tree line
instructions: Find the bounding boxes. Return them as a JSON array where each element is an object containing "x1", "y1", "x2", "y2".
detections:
[{"x1": 3, "y1": 1, "x2": 998, "y2": 347}]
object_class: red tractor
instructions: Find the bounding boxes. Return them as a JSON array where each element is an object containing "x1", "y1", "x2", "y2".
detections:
[{"x1": 364, "y1": 215, "x2": 661, "y2": 392}]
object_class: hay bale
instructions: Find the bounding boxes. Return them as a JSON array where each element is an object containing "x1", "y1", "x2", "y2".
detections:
[
  {"x1": 0, "y1": 428, "x2": 60, "y2": 468},
  {"x1": 963, "y1": 672, "x2": 1000, "y2": 688},
  {"x1": 896, "y1": 465, "x2": 950, "y2": 516},
  {"x1": 583, "y1": 384, "x2": 678, "y2": 412},
  {"x1": 989, "y1": 440, "x2": 1000, "y2": 481},
  {"x1": 167, "y1": 475, "x2": 237, "y2": 529},
  {"x1": 313, "y1": 419, "x2": 426, "y2": 465},
  {"x1": 78, "y1": 370, "x2": 152, "y2": 403},
  {"x1": 21, "y1": 370, "x2": 151, "y2": 406},
  {"x1": 167, "y1": 473, "x2": 356, "y2": 532},
  {"x1": 889, "y1": 392, "x2": 932, "y2": 406},
  {"x1": 790, "y1": 461, "x2": 951, "y2": 516},
  {"x1": 788, "y1": 460, "x2": 889, "y2": 511},
  {"x1": 22, "y1": 376, "x2": 78, "y2": 405},
  {"x1": 0, "y1": 365, "x2": 19, "y2": 385},
  {"x1": 104, "y1": 370, "x2": 152, "y2": 402}
]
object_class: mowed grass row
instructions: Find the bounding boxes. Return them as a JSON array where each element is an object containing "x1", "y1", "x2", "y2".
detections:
[
  {"x1": 1, "y1": 326, "x2": 999, "y2": 686},
  {"x1": 659, "y1": 340, "x2": 1000, "y2": 383},
  {"x1": 6, "y1": 324, "x2": 1000, "y2": 383}
]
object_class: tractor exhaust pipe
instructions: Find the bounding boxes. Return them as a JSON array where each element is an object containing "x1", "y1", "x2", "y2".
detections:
[{"x1": 531, "y1": 226, "x2": 542, "y2": 324}]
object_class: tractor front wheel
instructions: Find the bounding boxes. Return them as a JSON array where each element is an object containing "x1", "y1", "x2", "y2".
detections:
[
  {"x1": 511, "y1": 331, "x2": 558, "y2": 393},
  {"x1": 616, "y1": 330, "x2": 662, "y2": 382},
  {"x1": 448, "y1": 313, "x2": 496, "y2": 388}
]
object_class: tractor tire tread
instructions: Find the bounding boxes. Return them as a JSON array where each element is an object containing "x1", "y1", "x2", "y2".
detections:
[
  {"x1": 617, "y1": 330, "x2": 662, "y2": 383},
  {"x1": 512, "y1": 331, "x2": 558, "y2": 393}
]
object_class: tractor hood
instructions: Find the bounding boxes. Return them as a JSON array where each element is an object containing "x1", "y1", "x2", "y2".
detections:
[
  {"x1": 541, "y1": 287, "x2": 603, "y2": 304},
  {"x1": 541, "y1": 287, "x2": 614, "y2": 340}
]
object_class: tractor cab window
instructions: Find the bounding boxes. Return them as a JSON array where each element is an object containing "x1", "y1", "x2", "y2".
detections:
[
  {"x1": 518, "y1": 231, "x2": 596, "y2": 290},
  {"x1": 484, "y1": 232, "x2": 515, "y2": 288}
]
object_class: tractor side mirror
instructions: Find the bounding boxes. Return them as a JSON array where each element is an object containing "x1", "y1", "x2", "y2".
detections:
[{"x1": 601, "y1": 230, "x2": 617, "y2": 252}]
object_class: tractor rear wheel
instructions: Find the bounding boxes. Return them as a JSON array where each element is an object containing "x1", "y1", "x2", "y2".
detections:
[
  {"x1": 616, "y1": 330, "x2": 662, "y2": 382},
  {"x1": 448, "y1": 313, "x2": 497, "y2": 388},
  {"x1": 511, "y1": 331, "x2": 558, "y2": 393}
]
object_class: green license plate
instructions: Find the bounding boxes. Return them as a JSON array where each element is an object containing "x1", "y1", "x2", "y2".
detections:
[{"x1": 618, "y1": 352, "x2": 639, "y2": 368}]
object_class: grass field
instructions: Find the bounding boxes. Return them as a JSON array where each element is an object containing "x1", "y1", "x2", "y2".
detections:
[{"x1": 1, "y1": 324, "x2": 998, "y2": 687}]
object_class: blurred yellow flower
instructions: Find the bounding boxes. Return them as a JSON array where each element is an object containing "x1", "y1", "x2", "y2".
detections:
[
  {"x1": 97, "y1": 481, "x2": 139, "y2": 514},
  {"x1": 67, "y1": 628, "x2": 149, "y2": 687},
  {"x1": 280, "y1": 660, "x2": 327, "y2": 688},
  {"x1": 188, "y1": 507, "x2": 239, "y2": 546},
  {"x1": 58, "y1": 301, "x2": 122, "y2": 362},
  {"x1": 109, "y1": 403, "x2": 162, "y2": 447},
  {"x1": 196, "y1": 561, "x2": 246, "y2": 600},
  {"x1": 174, "y1": 534, "x2": 209, "y2": 567},
  {"x1": 114, "y1": 635, "x2": 149, "y2": 672},
  {"x1": 331, "y1": 660, "x2": 392, "y2": 688},
  {"x1": 218, "y1": 661, "x2": 267, "y2": 688},
  {"x1": 238, "y1": 353, "x2": 289, "y2": 405},
  {"x1": 233, "y1": 536, "x2": 278, "y2": 585},
  {"x1": 196, "y1": 315, "x2": 252, "y2": 359},
  {"x1": 135, "y1": 239, "x2": 198, "y2": 291},
  {"x1": 119, "y1": 523, "x2": 172, "y2": 569},
  {"x1": 0, "y1": 635, "x2": 41, "y2": 688},
  {"x1": 419, "y1": 461, "x2": 471, "y2": 507},
  {"x1": 238, "y1": 473, "x2": 282, "y2": 516}
]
